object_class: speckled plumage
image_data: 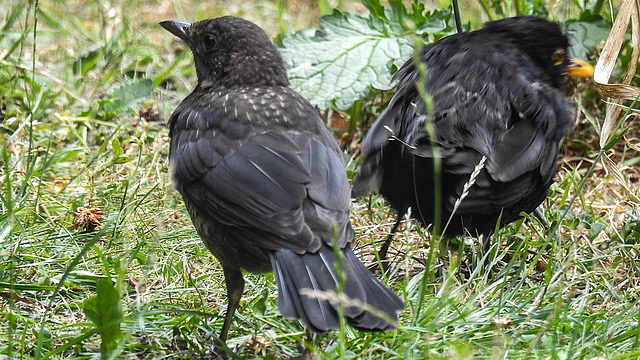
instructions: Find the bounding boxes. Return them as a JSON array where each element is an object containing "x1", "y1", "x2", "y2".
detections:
[
  {"x1": 353, "y1": 16, "x2": 590, "y2": 257},
  {"x1": 161, "y1": 16, "x2": 403, "y2": 344}
]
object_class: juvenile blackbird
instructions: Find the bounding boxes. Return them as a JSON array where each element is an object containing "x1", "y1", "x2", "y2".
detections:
[
  {"x1": 160, "y1": 16, "x2": 403, "y2": 346},
  {"x1": 352, "y1": 16, "x2": 594, "y2": 260}
]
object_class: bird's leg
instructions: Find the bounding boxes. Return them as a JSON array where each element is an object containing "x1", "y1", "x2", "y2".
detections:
[
  {"x1": 291, "y1": 330, "x2": 316, "y2": 360},
  {"x1": 378, "y1": 212, "x2": 405, "y2": 272},
  {"x1": 219, "y1": 267, "x2": 245, "y2": 345}
]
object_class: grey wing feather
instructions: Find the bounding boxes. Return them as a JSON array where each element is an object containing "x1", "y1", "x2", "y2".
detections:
[{"x1": 172, "y1": 122, "x2": 352, "y2": 253}]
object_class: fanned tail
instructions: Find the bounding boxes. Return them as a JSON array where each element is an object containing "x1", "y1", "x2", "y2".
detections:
[{"x1": 271, "y1": 245, "x2": 403, "y2": 332}]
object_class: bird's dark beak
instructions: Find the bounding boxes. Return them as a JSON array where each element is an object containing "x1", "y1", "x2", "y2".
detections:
[
  {"x1": 160, "y1": 20, "x2": 191, "y2": 44},
  {"x1": 564, "y1": 59, "x2": 595, "y2": 77}
]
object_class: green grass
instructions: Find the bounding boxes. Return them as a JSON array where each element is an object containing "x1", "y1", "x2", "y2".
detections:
[{"x1": 2, "y1": 0, "x2": 639, "y2": 359}]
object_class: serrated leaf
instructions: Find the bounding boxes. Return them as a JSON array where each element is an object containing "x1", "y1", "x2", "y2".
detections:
[
  {"x1": 281, "y1": 11, "x2": 414, "y2": 111},
  {"x1": 565, "y1": 19, "x2": 612, "y2": 60},
  {"x1": 281, "y1": 6, "x2": 456, "y2": 111},
  {"x1": 362, "y1": 0, "x2": 386, "y2": 21},
  {"x1": 416, "y1": 8, "x2": 457, "y2": 34},
  {"x1": 99, "y1": 79, "x2": 153, "y2": 116}
]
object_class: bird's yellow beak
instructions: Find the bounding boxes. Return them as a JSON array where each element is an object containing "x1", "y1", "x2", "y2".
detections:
[{"x1": 564, "y1": 59, "x2": 595, "y2": 78}]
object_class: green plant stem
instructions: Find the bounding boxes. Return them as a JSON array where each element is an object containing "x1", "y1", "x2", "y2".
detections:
[
  {"x1": 592, "y1": 0, "x2": 605, "y2": 16},
  {"x1": 276, "y1": 0, "x2": 287, "y2": 37},
  {"x1": 477, "y1": 0, "x2": 497, "y2": 21},
  {"x1": 318, "y1": 0, "x2": 332, "y2": 16},
  {"x1": 514, "y1": 0, "x2": 521, "y2": 16},
  {"x1": 410, "y1": 34, "x2": 440, "y2": 326},
  {"x1": 331, "y1": 223, "x2": 346, "y2": 359}
]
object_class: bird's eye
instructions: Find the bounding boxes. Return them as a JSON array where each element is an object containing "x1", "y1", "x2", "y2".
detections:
[
  {"x1": 551, "y1": 49, "x2": 565, "y2": 66},
  {"x1": 201, "y1": 34, "x2": 217, "y2": 52}
]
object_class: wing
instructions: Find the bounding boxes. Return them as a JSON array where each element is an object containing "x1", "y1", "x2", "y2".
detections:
[
  {"x1": 352, "y1": 44, "x2": 433, "y2": 198},
  {"x1": 170, "y1": 102, "x2": 353, "y2": 254},
  {"x1": 419, "y1": 38, "x2": 573, "y2": 213},
  {"x1": 356, "y1": 34, "x2": 573, "y2": 214}
]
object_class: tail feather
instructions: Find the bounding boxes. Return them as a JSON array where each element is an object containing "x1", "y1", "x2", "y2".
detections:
[
  {"x1": 344, "y1": 250, "x2": 403, "y2": 329},
  {"x1": 272, "y1": 245, "x2": 403, "y2": 332},
  {"x1": 273, "y1": 259, "x2": 339, "y2": 332}
]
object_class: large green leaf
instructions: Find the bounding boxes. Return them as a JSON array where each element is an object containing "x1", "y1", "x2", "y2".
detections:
[
  {"x1": 565, "y1": 19, "x2": 611, "y2": 60},
  {"x1": 83, "y1": 278, "x2": 123, "y2": 357},
  {"x1": 98, "y1": 79, "x2": 153, "y2": 117},
  {"x1": 281, "y1": 3, "x2": 456, "y2": 111},
  {"x1": 281, "y1": 12, "x2": 412, "y2": 111}
]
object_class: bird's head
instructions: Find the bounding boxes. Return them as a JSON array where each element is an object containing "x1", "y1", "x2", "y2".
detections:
[
  {"x1": 160, "y1": 16, "x2": 290, "y2": 89},
  {"x1": 484, "y1": 16, "x2": 594, "y2": 88}
]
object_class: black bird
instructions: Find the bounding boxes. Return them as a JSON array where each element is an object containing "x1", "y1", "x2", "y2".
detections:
[
  {"x1": 160, "y1": 16, "x2": 403, "y2": 346},
  {"x1": 352, "y1": 16, "x2": 594, "y2": 261}
]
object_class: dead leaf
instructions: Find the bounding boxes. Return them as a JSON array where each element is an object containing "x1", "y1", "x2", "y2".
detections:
[
  {"x1": 491, "y1": 315, "x2": 513, "y2": 329},
  {"x1": 251, "y1": 335, "x2": 273, "y2": 355},
  {"x1": 70, "y1": 207, "x2": 105, "y2": 232},
  {"x1": 139, "y1": 106, "x2": 161, "y2": 122},
  {"x1": 0, "y1": 290, "x2": 35, "y2": 305},
  {"x1": 594, "y1": 0, "x2": 640, "y2": 147}
]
